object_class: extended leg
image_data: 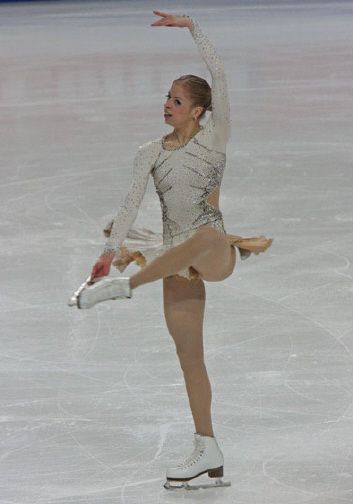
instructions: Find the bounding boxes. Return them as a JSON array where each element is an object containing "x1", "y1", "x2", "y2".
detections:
[
  {"x1": 163, "y1": 275, "x2": 214, "y2": 437},
  {"x1": 69, "y1": 227, "x2": 234, "y2": 309},
  {"x1": 130, "y1": 226, "x2": 234, "y2": 289}
]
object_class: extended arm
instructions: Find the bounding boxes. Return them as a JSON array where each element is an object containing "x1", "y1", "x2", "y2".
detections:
[
  {"x1": 185, "y1": 15, "x2": 231, "y2": 146},
  {"x1": 103, "y1": 145, "x2": 152, "y2": 255}
]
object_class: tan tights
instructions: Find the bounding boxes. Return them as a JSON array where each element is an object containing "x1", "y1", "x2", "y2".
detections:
[
  {"x1": 128, "y1": 226, "x2": 235, "y2": 437},
  {"x1": 129, "y1": 225, "x2": 235, "y2": 288},
  {"x1": 162, "y1": 275, "x2": 214, "y2": 438}
]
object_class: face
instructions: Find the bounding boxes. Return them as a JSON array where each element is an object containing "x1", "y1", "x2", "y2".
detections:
[{"x1": 164, "y1": 83, "x2": 203, "y2": 127}]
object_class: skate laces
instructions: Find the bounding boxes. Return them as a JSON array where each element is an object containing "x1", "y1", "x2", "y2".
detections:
[{"x1": 176, "y1": 436, "x2": 206, "y2": 468}]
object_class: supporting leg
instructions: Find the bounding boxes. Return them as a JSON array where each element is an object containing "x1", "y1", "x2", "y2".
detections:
[{"x1": 163, "y1": 275, "x2": 214, "y2": 437}]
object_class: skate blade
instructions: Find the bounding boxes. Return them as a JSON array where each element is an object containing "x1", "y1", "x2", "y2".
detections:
[
  {"x1": 67, "y1": 296, "x2": 78, "y2": 307},
  {"x1": 67, "y1": 276, "x2": 95, "y2": 308},
  {"x1": 164, "y1": 478, "x2": 231, "y2": 490}
]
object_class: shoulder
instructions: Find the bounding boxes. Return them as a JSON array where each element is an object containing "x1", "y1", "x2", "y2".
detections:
[
  {"x1": 132, "y1": 137, "x2": 162, "y2": 171},
  {"x1": 198, "y1": 118, "x2": 227, "y2": 154},
  {"x1": 135, "y1": 137, "x2": 161, "y2": 158},
  {"x1": 138, "y1": 137, "x2": 162, "y2": 152}
]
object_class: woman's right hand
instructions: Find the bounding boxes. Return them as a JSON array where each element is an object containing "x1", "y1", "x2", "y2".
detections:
[
  {"x1": 150, "y1": 10, "x2": 192, "y2": 29},
  {"x1": 90, "y1": 251, "x2": 114, "y2": 282}
]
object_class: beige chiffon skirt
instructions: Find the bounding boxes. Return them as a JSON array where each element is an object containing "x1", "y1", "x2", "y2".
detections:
[{"x1": 104, "y1": 223, "x2": 273, "y2": 281}]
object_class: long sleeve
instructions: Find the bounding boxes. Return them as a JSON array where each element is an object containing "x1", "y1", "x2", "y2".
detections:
[
  {"x1": 103, "y1": 144, "x2": 154, "y2": 255},
  {"x1": 184, "y1": 15, "x2": 231, "y2": 148}
]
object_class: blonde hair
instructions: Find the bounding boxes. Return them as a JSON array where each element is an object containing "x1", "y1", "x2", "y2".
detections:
[{"x1": 173, "y1": 74, "x2": 212, "y2": 120}]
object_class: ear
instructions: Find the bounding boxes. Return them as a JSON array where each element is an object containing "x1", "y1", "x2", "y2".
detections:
[{"x1": 192, "y1": 105, "x2": 204, "y2": 120}]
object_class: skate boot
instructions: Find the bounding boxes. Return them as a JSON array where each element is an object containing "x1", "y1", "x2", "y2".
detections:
[
  {"x1": 67, "y1": 276, "x2": 132, "y2": 309},
  {"x1": 164, "y1": 433, "x2": 231, "y2": 490}
]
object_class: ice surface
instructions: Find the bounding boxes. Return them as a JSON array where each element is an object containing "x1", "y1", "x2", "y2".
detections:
[{"x1": 0, "y1": 1, "x2": 352, "y2": 503}]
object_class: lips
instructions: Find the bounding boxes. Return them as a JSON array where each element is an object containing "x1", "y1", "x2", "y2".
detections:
[{"x1": 164, "y1": 111, "x2": 172, "y2": 117}]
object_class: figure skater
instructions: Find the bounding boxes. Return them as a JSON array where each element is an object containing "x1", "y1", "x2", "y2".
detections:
[{"x1": 68, "y1": 10, "x2": 273, "y2": 490}]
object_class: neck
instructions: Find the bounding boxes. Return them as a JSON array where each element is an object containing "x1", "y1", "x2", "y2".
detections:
[{"x1": 173, "y1": 123, "x2": 201, "y2": 144}]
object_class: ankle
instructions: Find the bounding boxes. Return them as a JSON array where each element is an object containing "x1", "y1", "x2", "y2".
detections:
[{"x1": 195, "y1": 430, "x2": 214, "y2": 438}]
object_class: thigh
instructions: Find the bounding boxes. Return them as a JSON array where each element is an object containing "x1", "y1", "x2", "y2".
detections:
[
  {"x1": 190, "y1": 224, "x2": 236, "y2": 282},
  {"x1": 163, "y1": 275, "x2": 206, "y2": 359}
]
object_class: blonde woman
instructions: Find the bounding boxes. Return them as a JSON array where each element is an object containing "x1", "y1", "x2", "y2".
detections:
[{"x1": 69, "y1": 10, "x2": 272, "y2": 490}]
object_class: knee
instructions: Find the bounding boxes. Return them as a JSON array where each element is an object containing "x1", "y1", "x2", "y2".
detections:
[{"x1": 176, "y1": 347, "x2": 205, "y2": 373}]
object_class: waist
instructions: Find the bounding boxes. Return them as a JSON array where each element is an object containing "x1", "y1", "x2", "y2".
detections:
[{"x1": 163, "y1": 216, "x2": 226, "y2": 245}]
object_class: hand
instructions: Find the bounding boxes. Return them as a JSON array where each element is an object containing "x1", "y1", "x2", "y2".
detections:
[
  {"x1": 150, "y1": 10, "x2": 191, "y2": 29},
  {"x1": 90, "y1": 252, "x2": 114, "y2": 282}
]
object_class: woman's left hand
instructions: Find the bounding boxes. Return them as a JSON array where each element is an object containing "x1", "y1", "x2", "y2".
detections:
[
  {"x1": 90, "y1": 252, "x2": 114, "y2": 282},
  {"x1": 150, "y1": 10, "x2": 192, "y2": 28}
]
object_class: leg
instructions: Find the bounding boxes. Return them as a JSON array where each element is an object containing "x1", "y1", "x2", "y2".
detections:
[
  {"x1": 130, "y1": 225, "x2": 236, "y2": 289},
  {"x1": 163, "y1": 274, "x2": 214, "y2": 437}
]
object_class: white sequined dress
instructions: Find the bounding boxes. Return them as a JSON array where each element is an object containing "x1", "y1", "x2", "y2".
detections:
[{"x1": 103, "y1": 15, "x2": 272, "y2": 280}]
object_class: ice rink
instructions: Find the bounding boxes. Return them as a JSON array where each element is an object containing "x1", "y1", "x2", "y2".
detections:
[{"x1": 1, "y1": 0, "x2": 353, "y2": 502}]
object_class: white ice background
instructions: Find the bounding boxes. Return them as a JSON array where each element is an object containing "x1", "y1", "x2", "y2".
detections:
[{"x1": 0, "y1": 1, "x2": 353, "y2": 503}]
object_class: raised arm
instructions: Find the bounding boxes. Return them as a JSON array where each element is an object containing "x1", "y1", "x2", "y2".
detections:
[
  {"x1": 151, "y1": 11, "x2": 231, "y2": 147},
  {"x1": 184, "y1": 15, "x2": 231, "y2": 147},
  {"x1": 103, "y1": 144, "x2": 154, "y2": 255}
]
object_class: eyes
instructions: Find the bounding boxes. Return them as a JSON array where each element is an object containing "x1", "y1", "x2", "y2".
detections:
[{"x1": 165, "y1": 93, "x2": 181, "y2": 105}]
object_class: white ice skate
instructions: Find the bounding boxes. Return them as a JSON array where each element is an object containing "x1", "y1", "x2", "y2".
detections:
[
  {"x1": 67, "y1": 275, "x2": 132, "y2": 309},
  {"x1": 164, "y1": 433, "x2": 231, "y2": 490}
]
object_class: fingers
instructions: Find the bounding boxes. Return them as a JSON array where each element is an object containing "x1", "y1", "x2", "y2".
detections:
[
  {"x1": 152, "y1": 10, "x2": 169, "y2": 17},
  {"x1": 151, "y1": 9, "x2": 172, "y2": 26},
  {"x1": 90, "y1": 255, "x2": 112, "y2": 282},
  {"x1": 91, "y1": 271, "x2": 103, "y2": 283},
  {"x1": 151, "y1": 20, "x2": 176, "y2": 27},
  {"x1": 91, "y1": 261, "x2": 109, "y2": 280},
  {"x1": 91, "y1": 264, "x2": 102, "y2": 280},
  {"x1": 151, "y1": 11, "x2": 185, "y2": 28}
]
